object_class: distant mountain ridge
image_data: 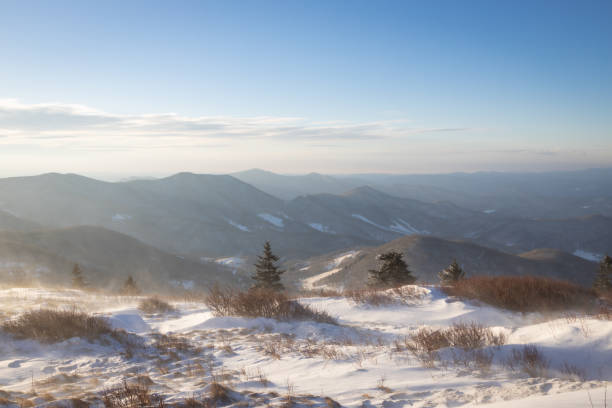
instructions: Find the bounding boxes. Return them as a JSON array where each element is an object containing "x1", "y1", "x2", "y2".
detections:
[
  {"x1": 0, "y1": 172, "x2": 610, "y2": 261},
  {"x1": 232, "y1": 168, "x2": 364, "y2": 200},
  {"x1": 0, "y1": 226, "x2": 244, "y2": 290},
  {"x1": 234, "y1": 168, "x2": 612, "y2": 219},
  {"x1": 286, "y1": 235, "x2": 600, "y2": 290}
]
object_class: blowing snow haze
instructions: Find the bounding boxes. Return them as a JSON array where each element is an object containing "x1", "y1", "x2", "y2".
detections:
[{"x1": 1, "y1": 1, "x2": 612, "y2": 407}]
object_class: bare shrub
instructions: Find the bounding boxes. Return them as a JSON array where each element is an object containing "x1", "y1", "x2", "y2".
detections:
[
  {"x1": 102, "y1": 378, "x2": 165, "y2": 407},
  {"x1": 138, "y1": 297, "x2": 175, "y2": 315},
  {"x1": 408, "y1": 327, "x2": 450, "y2": 353},
  {"x1": 472, "y1": 349, "x2": 494, "y2": 373},
  {"x1": 204, "y1": 286, "x2": 235, "y2": 316},
  {"x1": 344, "y1": 286, "x2": 423, "y2": 306},
  {"x1": 344, "y1": 288, "x2": 396, "y2": 306},
  {"x1": 403, "y1": 327, "x2": 449, "y2": 367},
  {"x1": 402, "y1": 323, "x2": 505, "y2": 368},
  {"x1": 205, "y1": 287, "x2": 337, "y2": 324},
  {"x1": 1, "y1": 308, "x2": 134, "y2": 346},
  {"x1": 451, "y1": 348, "x2": 495, "y2": 374},
  {"x1": 507, "y1": 345, "x2": 549, "y2": 377},
  {"x1": 443, "y1": 276, "x2": 596, "y2": 312},
  {"x1": 446, "y1": 322, "x2": 506, "y2": 350},
  {"x1": 298, "y1": 288, "x2": 342, "y2": 298}
]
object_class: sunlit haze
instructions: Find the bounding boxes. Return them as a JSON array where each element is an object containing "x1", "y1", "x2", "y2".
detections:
[{"x1": 1, "y1": 0, "x2": 611, "y2": 178}]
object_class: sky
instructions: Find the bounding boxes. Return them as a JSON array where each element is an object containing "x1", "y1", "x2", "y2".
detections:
[{"x1": 0, "y1": 0, "x2": 611, "y2": 179}]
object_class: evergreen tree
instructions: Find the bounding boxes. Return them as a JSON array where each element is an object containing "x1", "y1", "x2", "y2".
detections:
[
  {"x1": 121, "y1": 275, "x2": 140, "y2": 295},
  {"x1": 438, "y1": 259, "x2": 465, "y2": 285},
  {"x1": 252, "y1": 241, "x2": 285, "y2": 290},
  {"x1": 593, "y1": 254, "x2": 612, "y2": 291},
  {"x1": 71, "y1": 263, "x2": 86, "y2": 289},
  {"x1": 368, "y1": 251, "x2": 416, "y2": 287}
]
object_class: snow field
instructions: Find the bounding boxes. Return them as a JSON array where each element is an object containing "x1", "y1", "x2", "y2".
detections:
[{"x1": 0, "y1": 286, "x2": 610, "y2": 407}]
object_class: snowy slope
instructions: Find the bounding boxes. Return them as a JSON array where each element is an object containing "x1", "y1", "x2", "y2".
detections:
[{"x1": 0, "y1": 286, "x2": 610, "y2": 407}]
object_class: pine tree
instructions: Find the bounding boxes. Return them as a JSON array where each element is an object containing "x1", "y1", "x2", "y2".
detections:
[
  {"x1": 71, "y1": 263, "x2": 86, "y2": 289},
  {"x1": 593, "y1": 254, "x2": 612, "y2": 291},
  {"x1": 368, "y1": 251, "x2": 416, "y2": 287},
  {"x1": 438, "y1": 259, "x2": 465, "y2": 285},
  {"x1": 121, "y1": 275, "x2": 140, "y2": 295},
  {"x1": 252, "y1": 241, "x2": 285, "y2": 291}
]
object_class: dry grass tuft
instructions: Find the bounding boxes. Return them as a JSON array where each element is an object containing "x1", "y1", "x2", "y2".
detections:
[
  {"x1": 1, "y1": 308, "x2": 134, "y2": 346},
  {"x1": 443, "y1": 276, "x2": 596, "y2": 312},
  {"x1": 138, "y1": 297, "x2": 176, "y2": 315},
  {"x1": 376, "y1": 376, "x2": 392, "y2": 393},
  {"x1": 153, "y1": 333, "x2": 196, "y2": 354},
  {"x1": 102, "y1": 378, "x2": 165, "y2": 407},
  {"x1": 205, "y1": 287, "x2": 337, "y2": 324}
]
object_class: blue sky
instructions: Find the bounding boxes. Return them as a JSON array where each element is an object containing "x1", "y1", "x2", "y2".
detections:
[{"x1": 0, "y1": 0, "x2": 611, "y2": 177}]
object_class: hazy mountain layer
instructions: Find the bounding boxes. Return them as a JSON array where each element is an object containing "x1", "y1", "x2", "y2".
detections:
[
  {"x1": 0, "y1": 226, "x2": 244, "y2": 290},
  {"x1": 0, "y1": 172, "x2": 610, "y2": 261},
  {"x1": 235, "y1": 168, "x2": 612, "y2": 219},
  {"x1": 286, "y1": 235, "x2": 599, "y2": 289}
]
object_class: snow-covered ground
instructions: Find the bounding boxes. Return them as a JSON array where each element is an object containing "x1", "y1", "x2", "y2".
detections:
[
  {"x1": 301, "y1": 251, "x2": 359, "y2": 290},
  {"x1": 308, "y1": 223, "x2": 336, "y2": 234},
  {"x1": 258, "y1": 213, "x2": 284, "y2": 228},
  {"x1": 351, "y1": 214, "x2": 426, "y2": 236},
  {"x1": 573, "y1": 249, "x2": 603, "y2": 262},
  {"x1": 0, "y1": 286, "x2": 610, "y2": 407},
  {"x1": 226, "y1": 219, "x2": 250, "y2": 232}
]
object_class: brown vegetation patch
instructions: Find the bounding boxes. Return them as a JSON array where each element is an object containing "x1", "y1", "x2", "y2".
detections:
[
  {"x1": 101, "y1": 378, "x2": 165, "y2": 408},
  {"x1": 399, "y1": 322, "x2": 505, "y2": 368},
  {"x1": 205, "y1": 287, "x2": 337, "y2": 324},
  {"x1": 138, "y1": 297, "x2": 176, "y2": 315},
  {"x1": 1, "y1": 308, "x2": 134, "y2": 345},
  {"x1": 344, "y1": 286, "x2": 424, "y2": 306},
  {"x1": 443, "y1": 276, "x2": 596, "y2": 312}
]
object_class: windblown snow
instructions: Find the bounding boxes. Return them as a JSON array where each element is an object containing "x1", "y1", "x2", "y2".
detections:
[{"x1": 0, "y1": 286, "x2": 610, "y2": 407}]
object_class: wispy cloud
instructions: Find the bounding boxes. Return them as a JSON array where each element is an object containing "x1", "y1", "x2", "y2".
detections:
[{"x1": 0, "y1": 99, "x2": 471, "y2": 151}]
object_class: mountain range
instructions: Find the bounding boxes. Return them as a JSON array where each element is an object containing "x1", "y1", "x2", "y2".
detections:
[{"x1": 0, "y1": 169, "x2": 610, "y2": 289}]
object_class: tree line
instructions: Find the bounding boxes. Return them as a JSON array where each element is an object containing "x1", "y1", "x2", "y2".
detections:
[
  {"x1": 68, "y1": 242, "x2": 612, "y2": 293},
  {"x1": 246, "y1": 242, "x2": 612, "y2": 292}
]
